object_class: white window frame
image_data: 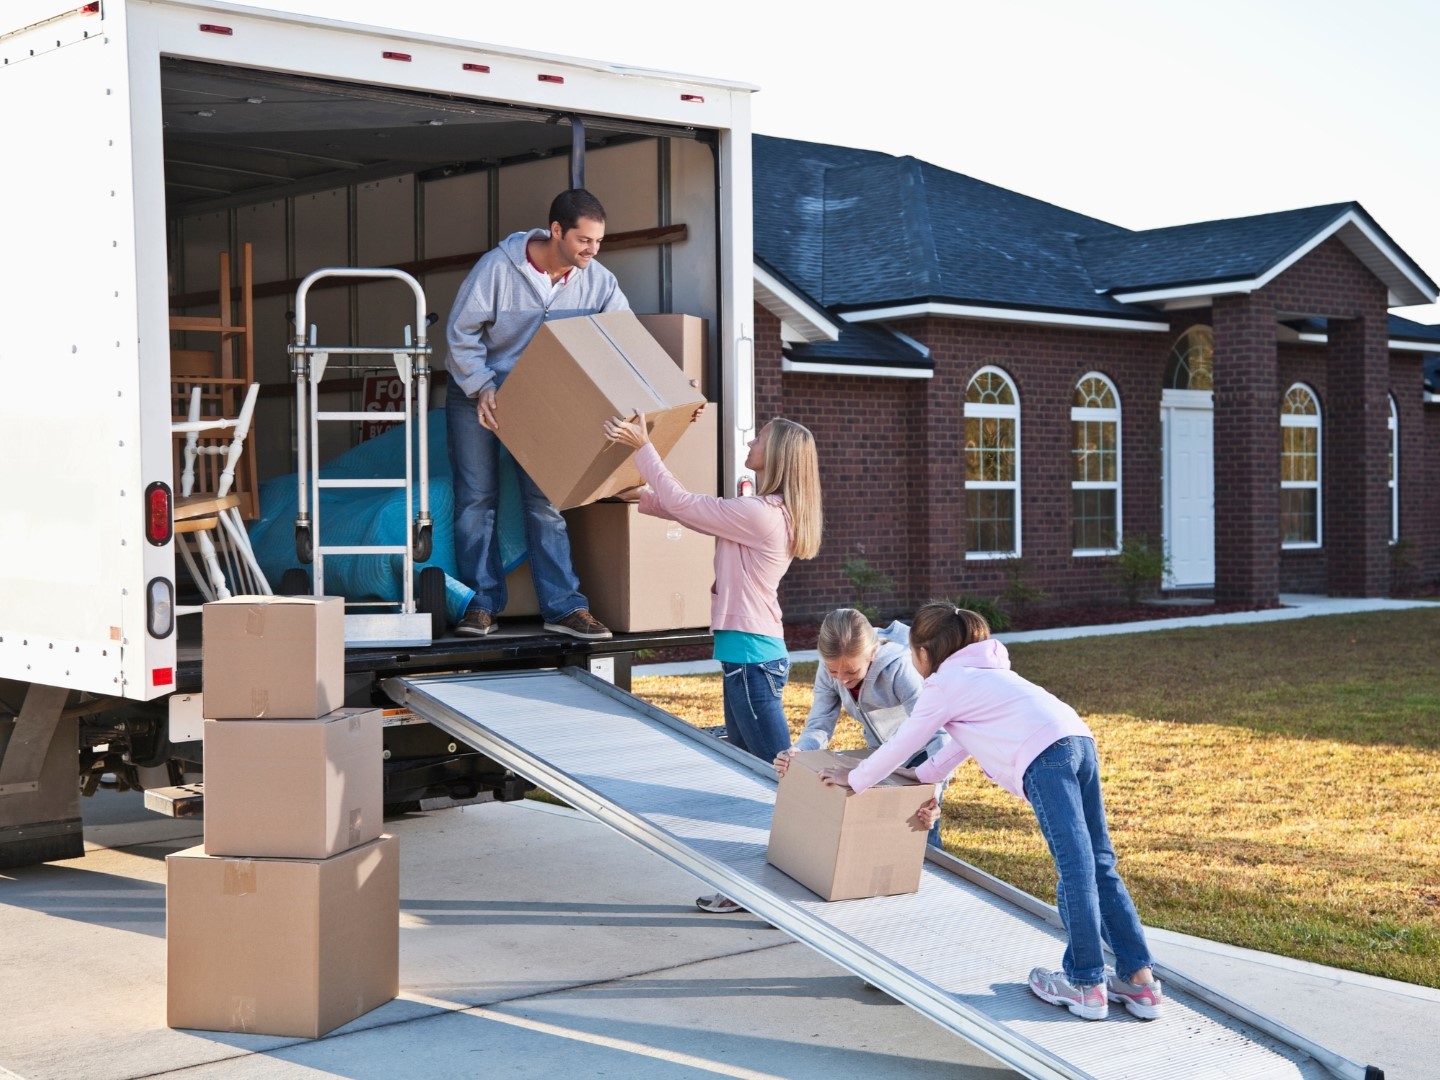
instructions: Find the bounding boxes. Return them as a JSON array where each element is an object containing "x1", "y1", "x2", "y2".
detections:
[
  {"x1": 1071, "y1": 371, "x2": 1122, "y2": 556},
  {"x1": 964, "y1": 365, "x2": 1021, "y2": 559},
  {"x1": 1280, "y1": 382, "x2": 1322, "y2": 550},
  {"x1": 1388, "y1": 394, "x2": 1399, "y2": 544}
]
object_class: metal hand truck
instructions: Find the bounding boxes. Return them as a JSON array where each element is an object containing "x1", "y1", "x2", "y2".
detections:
[{"x1": 286, "y1": 267, "x2": 441, "y2": 648}]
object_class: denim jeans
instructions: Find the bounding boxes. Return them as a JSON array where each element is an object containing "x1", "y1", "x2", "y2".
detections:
[
  {"x1": 1023, "y1": 735, "x2": 1153, "y2": 986},
  {"x1": 445, "y1": 379, "x2": 587, "y2": 621},
  {"x1": 721, "y1": 658, "x2": 792, "y2": 764}
]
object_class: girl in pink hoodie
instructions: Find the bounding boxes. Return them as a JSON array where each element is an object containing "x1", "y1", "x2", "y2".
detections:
[
  {"x1": 604, "y1": 411, "x2": 822, "y2": 915},
  {"x1": 819, "y1": 602, "x2": 1163, "y2": 1022}
]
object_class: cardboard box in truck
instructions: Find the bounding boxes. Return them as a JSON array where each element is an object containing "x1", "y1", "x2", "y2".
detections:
[{"x1": 495, "y1": 311, "x2": 705, "y2": 510}]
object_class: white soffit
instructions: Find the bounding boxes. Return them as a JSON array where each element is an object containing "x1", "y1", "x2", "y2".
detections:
[
  {"x1": 781, "y1": 357, "x2": 932, "y2": 379},
  {"x1": 753, "y1": 264, "x2": 839, "y2": 343},
  {"x1": 841, "y1": 303, "x2": 1169, "y2": 333},
  {"x1": 1113, "y1": 210, "x2": 1438, "y2": 308},
  {"x1": 1391, "y1": 338, "x2": 1440, "y2": 354}
]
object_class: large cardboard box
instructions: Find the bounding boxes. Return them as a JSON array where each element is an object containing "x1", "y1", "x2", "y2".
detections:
[
  {"x1": 498, "y1": 562, "x2": 539, "y2": 618},
  {"x1": 202, "y1": 707, "x2": 383, "y2": 859},
  {"x1": 166, "y1": 835, "x2": 399, "y2": 1038},
  {"x1": 766, "y1": 749, "x2": 932, "y2": 902},
  {"x1": 636, "y1": 312, "x2": 707, "y2": 386},
  {"x1": 202, "y1": 595, "x2": 344, "y2": 719},
  {"x1": 660, "y1": 407, "x2": 719, "y2": 496},
  {"x1": 495, "y1": 311, "x2": 706, "y2": 509},
  {"x1": 562, "y1": 501, "x2": 714, "y2": 632}
]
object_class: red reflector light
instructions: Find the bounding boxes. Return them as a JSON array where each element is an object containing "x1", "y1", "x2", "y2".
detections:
[
  {"x1": 681, "y1": 94, "x2": 704, "y2": 103},
  {"x1": 463, "y1": 63, "x2": 490, "y2": 73},
  {"x1": 383, "y1": 51, "x2": 411, "y2": 61},
  {"x1": 145, "y1": 482, "x2": 173, "y2": 546},
  {"x1": 153, "y1": 667, "x2": 174, "y2": 687},
  {"x1": 198, "y1": 23, "x2": 232, "y2": 35},
  {"x1": 81, "y1": 2, "x2": 100, "y2": 13},
  {"x1": 538, "y1": 73, "x2": 564, "y2": 84}
]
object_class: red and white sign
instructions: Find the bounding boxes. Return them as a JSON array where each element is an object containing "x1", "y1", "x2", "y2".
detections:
[{"x1": 361, "y1": 373, "x2": 406, "y2": 441}]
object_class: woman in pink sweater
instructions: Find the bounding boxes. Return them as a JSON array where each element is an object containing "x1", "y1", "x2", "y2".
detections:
[
  {"x1": 605, "y1": 411, "x2": 822, "y2": 914},
  {"x1": 819, "y1": 602, "x2": 1163, "y2": 1022}
]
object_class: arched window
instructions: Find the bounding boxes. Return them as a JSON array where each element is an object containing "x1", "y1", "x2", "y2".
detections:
[
  {"x1": 964, "y1": 366, "x2": 1020, "y2": 557},
  {"x1": 1165, "y1": 326, "x2": 1214, "y2": 391},
  {"x1": 1072, "y1": 373, "x2": 1121, "y2": 553},
  {"x1": 1280, "y1": 383, "x2": 1321, "y2": 547},
  {"x1": 1388, "y1": 394, "x2": 1399, "y2": 544}
]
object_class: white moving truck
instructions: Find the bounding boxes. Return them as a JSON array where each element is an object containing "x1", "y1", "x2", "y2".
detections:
[{"x1": 0, "y1": 0, "x2": 757, "y2": 867}]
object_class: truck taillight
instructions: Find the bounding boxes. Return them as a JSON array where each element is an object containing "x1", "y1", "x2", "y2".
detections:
[{"x1": 145, "y1": 482, "x2": 173, "y2": 546}]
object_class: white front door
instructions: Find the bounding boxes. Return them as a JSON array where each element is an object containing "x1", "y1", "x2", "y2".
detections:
[{"x1": 1161, "y1": 390, "x2": 1215, "y2": 588}]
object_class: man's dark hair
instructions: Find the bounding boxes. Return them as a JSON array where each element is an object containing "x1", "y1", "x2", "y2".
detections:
[{"x1": 548, "y1": 188, "x2": 607, "y2": 233}]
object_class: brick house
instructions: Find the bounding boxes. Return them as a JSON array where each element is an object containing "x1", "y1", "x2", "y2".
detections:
[{"x1": 749, "y1": 136, "x2": 1440, "y2": 621}]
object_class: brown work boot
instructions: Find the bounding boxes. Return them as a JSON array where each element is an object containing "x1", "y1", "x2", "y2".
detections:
[
  {"x1": 456, "y1": 607, "x2": 495, "y2": 637},
  {"x1": 544, "y1": 609, "x2": 612, "y2": 640}
]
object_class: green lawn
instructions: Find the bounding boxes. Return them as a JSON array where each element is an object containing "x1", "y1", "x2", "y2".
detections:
[{"x1": 631, "y1": 606, "x2": 1440, "y2": 987}]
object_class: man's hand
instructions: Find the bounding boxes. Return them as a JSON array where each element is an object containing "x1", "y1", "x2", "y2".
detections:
[{"x1": 476, "y1": 387, "x2": 499, "y2": 432}]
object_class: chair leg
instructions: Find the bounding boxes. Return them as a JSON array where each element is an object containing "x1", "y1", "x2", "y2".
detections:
[
  {"x1": 218, "y1": 509, "x2": 272, "y2": 596},
  {"x1": 193, "y1": 529, "x2": 231, "y2": 601}
]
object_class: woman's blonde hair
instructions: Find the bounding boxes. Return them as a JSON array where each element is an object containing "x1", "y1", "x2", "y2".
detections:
[
  {"x1": 816, "y1": 608, "x2": 877, "y2": 662},
  {"x1": 909, "y1": 602, "x2": 990, "y2": 669},
  {"x1": 757, "y1": 418, "x2": 822, "y2": 559}
]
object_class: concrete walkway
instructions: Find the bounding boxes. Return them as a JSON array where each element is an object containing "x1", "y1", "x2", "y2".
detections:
[
  {"x1": 1, "y1": 595, "x2": 1434, "y2": 1079},
  {"x1": 634, "y1": 593, "x2": 1439, "y2": 675}
]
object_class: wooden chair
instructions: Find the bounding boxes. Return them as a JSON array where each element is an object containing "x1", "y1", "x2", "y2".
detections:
[{"x1": 172, "y1": 383, "x2": 270, "y2": 608}]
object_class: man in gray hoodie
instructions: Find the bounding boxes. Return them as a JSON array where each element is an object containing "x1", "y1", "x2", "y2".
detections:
[{"x1": 444, "y1": 189, "x2": 628, "y2": 639}]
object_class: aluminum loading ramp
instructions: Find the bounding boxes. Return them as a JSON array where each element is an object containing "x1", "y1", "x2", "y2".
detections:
[{"x1": 387, "y1": 668, "x2": 1380, "y2": 1080}]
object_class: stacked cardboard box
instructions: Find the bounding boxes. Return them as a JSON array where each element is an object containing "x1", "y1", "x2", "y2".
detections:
[
  {"x1": 767, "y1": 748, "x2": 933, "y2": 902},
  {"x1": 166, "y1": 595, "x2": 399, "y2": 1039}
]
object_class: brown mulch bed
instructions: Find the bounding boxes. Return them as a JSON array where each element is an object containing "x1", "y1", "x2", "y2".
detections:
[{"x1": 638, "y1": 600, "x2": 1282, "y2": 665}]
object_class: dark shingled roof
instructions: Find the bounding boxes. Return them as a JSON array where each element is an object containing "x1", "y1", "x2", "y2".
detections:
[
  {"x1": 1077, "y1": 203, "x2": 1363, "y2": 294},
  {"x1": 753, "y1": 135, "x2": 1151, "y2": 322},
  {"x1": 783, "y1": 320, "x2": 931, "y2": 370},
  {"x1": 1390, "y1": 314, "x2": 1440, "y2": 344}
]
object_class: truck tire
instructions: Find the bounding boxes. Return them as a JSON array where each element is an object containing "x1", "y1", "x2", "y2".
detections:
[{"x1": 417, "y1": 566, "x2": 447, "y2": 639}]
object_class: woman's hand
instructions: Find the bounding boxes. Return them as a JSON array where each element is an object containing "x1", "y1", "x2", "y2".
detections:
[
  {"x1": 915, "y1": 796, "x2": 941, "y2": 830},
  {"x1": 818, "y1": 766, "x2": 854, "y2": 789},
  {"x1": 773, "y1": 748, "x2": 794, "y2": 777},
  {"x1": 604, "y1": 412, "x2": 649, "y2": 449}
]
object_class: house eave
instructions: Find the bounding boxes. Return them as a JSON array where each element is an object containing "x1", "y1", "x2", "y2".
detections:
[
  {"x1": 840, "y1": 302, "x2": 1169, "y2": 333},
  {"x1": 753, "y1": 264, "x2": 840, "y2": 343}
]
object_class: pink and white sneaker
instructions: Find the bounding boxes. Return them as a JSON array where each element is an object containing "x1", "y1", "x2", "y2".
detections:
[
  {"x1": 1106, "y1": 975, "x2": 1164, "y2": 1019},
  {"x1": 1028, "y1": 967, "x2": 1108, "y2": 1020}
]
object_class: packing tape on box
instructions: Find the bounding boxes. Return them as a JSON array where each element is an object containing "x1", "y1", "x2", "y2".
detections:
[
  {"x1": 592, "y1": 321, "x2": 671, "y2": 410},
  {"x1": 223, "y1": 859, "x2": 257, "y2": 896},
  {"x1": 349, "y1": 808, "x2": 363, "y2": 848},
  {"x1": 230, "y1": 996, "x2": 258, "y2": 1032},
  {"x1": 244, "y1": 606, "x2": 266, "y2": 637}
]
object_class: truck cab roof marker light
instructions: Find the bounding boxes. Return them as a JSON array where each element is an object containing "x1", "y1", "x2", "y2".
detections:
[
  {"x1": 198, "y1": 23, "x2": 232, "y2": 36},
  {"x1": 383, "y1": 51, "x2": 411, "y2": 62},
  {"x1": 681, "y1": 94, "x2": 704, "y2": 103},
  {"x1": 463, "y1": 63, "x2": 490, "y2": 73},
  {"x1": 538, "y1": 73, "x2": 564, "y2": 84}
]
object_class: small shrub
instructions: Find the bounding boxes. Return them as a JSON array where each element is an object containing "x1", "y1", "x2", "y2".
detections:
[
  {"x1": 1000, "y1": 556, "x2": 1048, "y2": 621},
  {"x1": 949, "y1": 594, "x2": 1012, "y2": 633},
  {"x1": 842, "y1": 544, "x2": 894, "y2": 621},
  {"x1": 1109, "y1": 534, "x2": 1171, "y2": 604}
]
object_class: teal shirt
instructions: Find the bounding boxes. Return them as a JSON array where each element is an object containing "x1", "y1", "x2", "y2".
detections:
[{"x1": 713, "y1": 630, "x2": 788, "y2": 664}]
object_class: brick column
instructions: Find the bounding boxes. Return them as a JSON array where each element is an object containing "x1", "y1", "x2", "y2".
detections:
[
  {"x1": 1325, "y1": 314, "x2": 1391, "y2": 596},
  {"x1": 1212, "y1": 294, "x2": 1280, "y2": 606}
]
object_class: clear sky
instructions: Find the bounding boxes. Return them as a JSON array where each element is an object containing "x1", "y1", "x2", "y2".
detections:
[{"x1": 229, "y1": 0, "x2": 1440, "y2": 323}]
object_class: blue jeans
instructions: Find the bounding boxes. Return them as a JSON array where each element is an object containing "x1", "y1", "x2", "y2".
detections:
[
  {"x1": 445, "y1": 379, "x2": 587, "y2": 621},
  {"x1": 721, "y1": 658, "x2": 792, "y2": 764},
  {"x1": 1023, "y1": 736, "x2": 1152, "y2": 986}
]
